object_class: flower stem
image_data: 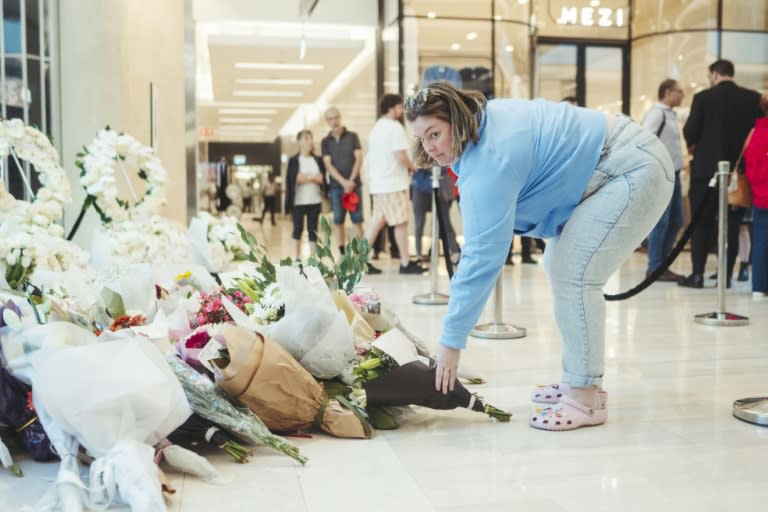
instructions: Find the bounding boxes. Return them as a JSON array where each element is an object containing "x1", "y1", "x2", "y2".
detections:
[
  {"x1": 484, "y1": 405, "x2": 512, "y2": 422},
  {"x1": 66, "y1": 196, "x2": 93, "y2": 241}
]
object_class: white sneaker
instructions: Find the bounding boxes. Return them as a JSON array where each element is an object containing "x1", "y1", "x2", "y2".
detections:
[{"x1": 753, "y1": 291, "x2": 767, "y2": 300}]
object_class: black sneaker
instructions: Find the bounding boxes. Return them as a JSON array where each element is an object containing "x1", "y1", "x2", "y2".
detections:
[
  {"x1": 366, "y1": 263, "x2": 382, "y2": 275},
  {"x1": 399, "y1": 261, "x2": 426, "y2": 274}
]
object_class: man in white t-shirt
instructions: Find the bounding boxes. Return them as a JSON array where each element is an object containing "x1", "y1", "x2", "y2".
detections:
[{"x1": 365, "y1": 94, "x2": 425, "y2": 274}]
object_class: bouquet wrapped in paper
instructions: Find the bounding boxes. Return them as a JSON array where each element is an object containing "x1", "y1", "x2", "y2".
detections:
[
  {"x1": 354, "y1": 330, "x2": 511, "y2": 422},
  {"x1": 0, "y1": 360, "x2": 55, "y2": 462},
  {"x1": 226, "y1": 265, "x2": 355, "y2": 379},
  {"x1": 0, "y1": 436, "x2": 22, "y2": 477},
  {"x1": 30, "y1": 338, "x2": 191, "y2": 512},
  {"x1": 165, "y1": 353, "x2": 307, "y2": 465},
  {"x1": 213, "y1": 325, "x2": 371, "y2": 439},
  {"x1": 167, "y1": 412, "x2": 252, "y2": 463}
]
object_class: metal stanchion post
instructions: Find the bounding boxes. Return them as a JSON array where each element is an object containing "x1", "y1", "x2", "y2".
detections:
[
  {"x1": 413, "y1": 166, "x2": 449, "y2": 305},
  {"x1": 694, "y1": 161, "x2": 749, "y2": 326},
  {"x1": 470, "y1": 275, "x2": 526, "y2": 339}
]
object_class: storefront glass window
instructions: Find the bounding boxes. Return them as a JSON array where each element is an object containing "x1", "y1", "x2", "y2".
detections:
[
  {"x1": 383, "y1": 0, "x2": 399, "y2": 25},
  {"x1": 723, "y1": 1, "x2": 768, "y2": 31},
  {"x1": 722, "y1": 32, "x2": 768, "y2": 92},
  {"x1": 403, "y1": 0, "x2": 492, "y2": 20},
  {"x1": 536, "y1": 43, "x2": 576, "y2": 101},
  {"x1": 495, "y1": 20, "x2": 531, "y2": 99},
  {"x1": 493, "y1": 0, "x2": 529, "y2": 22},
  {"x1": 405, "y1": 18, "x2": 493, "y2": 97},
  {"x1": 533, "y1": 0, "x2": 628, "y2": 39},
  {"x1": 630, "y1": 32, "x2": 718, "y2": 122},
  {"x1": 632, "y1": 0, "x2": 717, "y2": 37},
  {"x1": 585, "y1": 46, "x2": 623, "y2": 114}
]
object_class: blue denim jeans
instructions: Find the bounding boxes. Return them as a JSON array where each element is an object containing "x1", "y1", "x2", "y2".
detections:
[
  {"x1": 647, "y1": 171, "x2": 684, "y2": 272},
  {"x1": 752, "y1": 207, "x2": 768, "y2": 293},
  {"x1": 329, "y1": 186, "x2": 364, "y2": 225},
  {"x1": 543, "y1": 115, "x2": 674, "y2": 388}
]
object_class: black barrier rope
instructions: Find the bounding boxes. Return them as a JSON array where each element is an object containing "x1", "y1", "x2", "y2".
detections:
[{"x1": 604, "y1": 187, "x2": 715, "y2": 301}]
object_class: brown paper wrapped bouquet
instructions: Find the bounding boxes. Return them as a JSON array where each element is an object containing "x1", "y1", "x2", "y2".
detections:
[{"x1": 213, "y1": 326, "x2": 371, "y2": 439}]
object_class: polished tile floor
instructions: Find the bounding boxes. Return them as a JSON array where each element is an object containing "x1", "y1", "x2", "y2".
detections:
[{"x1": 3, "y1": 217, "x2": 767, "y2": 511}]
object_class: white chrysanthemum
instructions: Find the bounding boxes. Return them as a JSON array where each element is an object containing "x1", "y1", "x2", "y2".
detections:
[{"x1": 0, "y1": 119, "x2": 70, "y2": 228}]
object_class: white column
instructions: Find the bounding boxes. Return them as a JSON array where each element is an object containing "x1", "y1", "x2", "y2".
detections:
[{"x1": 58, "y1": 0, "x2": 187, "y2": 247}]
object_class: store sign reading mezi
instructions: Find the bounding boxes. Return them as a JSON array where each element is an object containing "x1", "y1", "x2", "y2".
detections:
[{"x1": 556, "y1": 7, "x2": 624, "y2": 28}]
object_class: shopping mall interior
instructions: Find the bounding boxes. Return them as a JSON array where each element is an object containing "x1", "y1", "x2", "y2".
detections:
[{"x1": 1, "y1": 0, "x2": 768, "y2": 510}]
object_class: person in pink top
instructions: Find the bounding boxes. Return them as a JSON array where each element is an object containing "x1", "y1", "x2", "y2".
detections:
[{"x1": 744, "y1": 94, "x2": 768, "y2": 299}]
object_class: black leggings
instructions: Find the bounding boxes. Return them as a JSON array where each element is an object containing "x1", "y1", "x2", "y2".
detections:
[{"x1": 292, "y1": 203, "x2": 321, "y2": 241}]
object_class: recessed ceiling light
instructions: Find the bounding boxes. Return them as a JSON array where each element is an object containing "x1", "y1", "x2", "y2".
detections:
[
  {"x1": 426, "y1": 11, "x2": 437, "y2": 19},
  {"x1": 590, "y1": 0, "x2": 600, "y2": 6},
  {"x1": 235, "y1": 78, "x2": 313, "y2": 85},
  {"x1": 505, "y1": 45, "x2": 514, "y2": 52},
  {"x1": 494, "y1": 15, "x2": 502, "y2": 21},
  {"x1": 219, "y1": 118, "x2": 272, "y2": 123},
  {"x1": 234, "y1": 62, "x2": 324, "y2": 70},
  {"x1": 218, "y1": 108, "x2": 278, "y2": 115},
  {"x1": 450, "y1": 43, "x2": 460, "y2": 50},
  {"x1": 466, "y1": 32, "x2": 478, "y2": 41},
  {"x1": 219, "y1": 126, "x2": 269, "y2": 131},
  {"x1": 232, "y1": 91, "x2": 304, "y2": 97}
]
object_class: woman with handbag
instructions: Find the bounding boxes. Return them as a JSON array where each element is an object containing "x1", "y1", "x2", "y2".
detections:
[{"x1": 744, "y1": 95, "x2": 768, "y2": 298}]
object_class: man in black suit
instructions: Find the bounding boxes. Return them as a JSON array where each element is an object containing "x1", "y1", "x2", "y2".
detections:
[{"x1": 679, "y1": 59, "x2": 763, "y2": 288}]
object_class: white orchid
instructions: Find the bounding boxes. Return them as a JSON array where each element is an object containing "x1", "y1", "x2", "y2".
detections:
[{"x1": 79, "y1": 127, "x2": 168, "y2": 225}]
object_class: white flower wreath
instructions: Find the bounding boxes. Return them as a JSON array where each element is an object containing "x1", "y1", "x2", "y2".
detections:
[
  {"x1": 0, "y1": 118, "x2": 71, "y2": 227},
  {"x1": 77, "y1": 127, "x2": 168, "y2": 224}
]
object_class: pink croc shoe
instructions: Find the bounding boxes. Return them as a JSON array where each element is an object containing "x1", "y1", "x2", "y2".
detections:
[
  {"x1": 529, "y1": 395, "x2": 607, "y2": 431},
  {"x1": 530, "y1": 384, "x2": 608, "y2": 406},
  {"x1": 530, "y1": 383, "x2": 569, "y2": 404}
]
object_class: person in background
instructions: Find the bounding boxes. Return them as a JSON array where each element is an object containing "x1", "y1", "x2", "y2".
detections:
[
  {"x1": 321, "y1": 107, "x2": 365, "y2": 255},
  {"x1": 641, "y1": 78, "x2": 686, "y2": 282},
  {"x1": 412, "y1": 166, "x2": 461, "y2": 264},
  {"x1": 285, "y1": 130, "x2": 326, "y2": 260},
  {"x1": 744, "y1": 94, "x2": 768, "y2": 299},
  {"x1": 737, "y1": 216, "x2": 751, "y2": 282},
  {"x1": 562, "y1": 96, "x2": 578, "y2": 106},
  {"x1": 242, "y1": 179, "x2": 253, "y2": 213},
  {"x1": 257, "y1": 174, "x2": 278, "y2": 225},
  {"x1": 216, "y1": 157, "x2": 230, "y2": 213},
  {"x1": 365, "y1": 93, "x2": 425, "y2": 275},
  {"x1": 680, "y1": 59, "x2": 763, "y2": 288},
  {"x1": 411, "y1": 168, "x2": 433, "y2": 262},
  {"x1": 406, "y1": 82, "x2": 673, "y2": 430}
]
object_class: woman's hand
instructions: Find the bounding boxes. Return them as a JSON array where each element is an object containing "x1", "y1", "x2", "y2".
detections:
[{"x1": 435, "y1": 345, "x2": 461, "y2": 394}]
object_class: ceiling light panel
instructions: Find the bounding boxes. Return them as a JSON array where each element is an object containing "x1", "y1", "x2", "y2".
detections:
[
  {"x1": 218, "y1": 117, "x2": 272, "y2": 123},
  {"x1": 234, "y1": 78, "x2": 313, "y2": 85},
  {"x1": 232, "y1": 91, "x2": 304, "y2": 97},
  {"x1": 218, "y1": 108, "x2": 278, "y2": 115},
  {"x1": 235, "y1": 62, "x2": 324, "y2": 70}
]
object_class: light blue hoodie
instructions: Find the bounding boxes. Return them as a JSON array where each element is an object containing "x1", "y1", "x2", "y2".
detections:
[{"x1": 441, "y1": 98, "x2": 607, "y2": 350}]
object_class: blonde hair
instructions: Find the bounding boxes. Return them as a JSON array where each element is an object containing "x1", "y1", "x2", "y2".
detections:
[{"x1": 405, "y1": 82, "x2": 487, "y2": 167}]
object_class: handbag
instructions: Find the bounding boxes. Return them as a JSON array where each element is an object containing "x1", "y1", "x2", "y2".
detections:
[{"x1": 727, "y1": 129, "x2": 754, "y2": 209}]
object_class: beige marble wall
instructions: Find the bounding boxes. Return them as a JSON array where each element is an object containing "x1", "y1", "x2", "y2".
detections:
[{"x1": 58, "y1": 0, "x2": 187, "y2": 246}]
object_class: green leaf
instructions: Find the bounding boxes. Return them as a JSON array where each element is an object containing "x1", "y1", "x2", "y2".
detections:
[{"x1": 367, "y1": 406, "x2": 400, "y2": 430}]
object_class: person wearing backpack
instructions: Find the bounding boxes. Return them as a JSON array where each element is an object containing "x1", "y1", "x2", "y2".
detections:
[{"x1": 641, "y1": 79, "x2": 685, "y2": 282}]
